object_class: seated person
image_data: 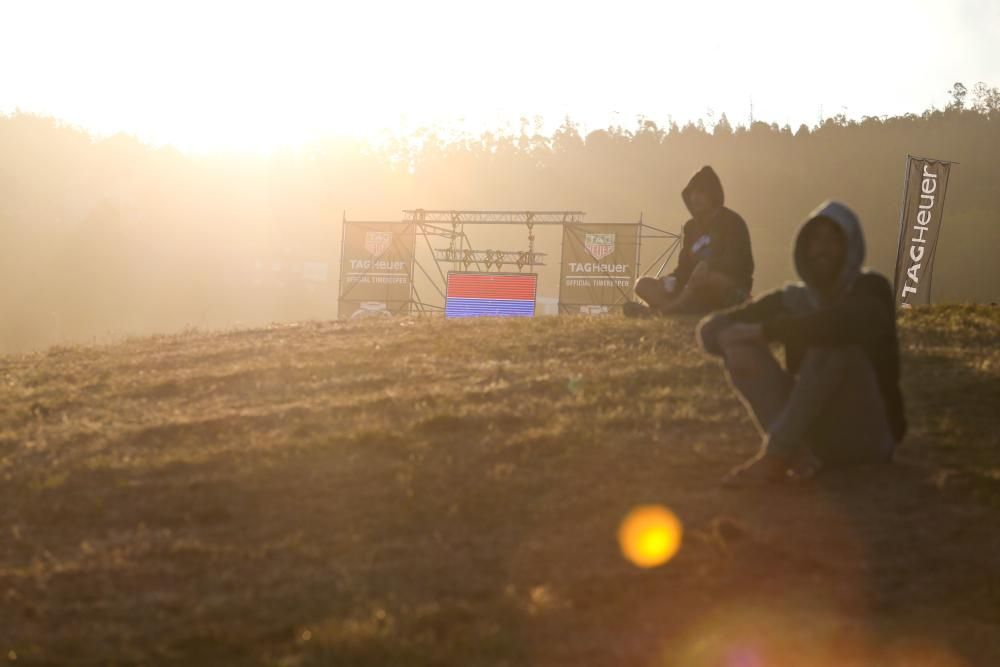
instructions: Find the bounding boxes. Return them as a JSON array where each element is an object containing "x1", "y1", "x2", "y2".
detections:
[
  {"x1": 627, "y1": 166, "x2": 753, "y2": 316},
  {"x1": 697, "y1": 201, "x2": 906, "y2": 484}
]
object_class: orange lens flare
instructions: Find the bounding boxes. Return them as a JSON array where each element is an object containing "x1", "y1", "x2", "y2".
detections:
[{"x1": 618, "y1": 505, "x2": 683, "y2": 568}]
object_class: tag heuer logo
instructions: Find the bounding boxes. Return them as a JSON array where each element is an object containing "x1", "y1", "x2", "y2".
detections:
[
  {"x1": 364, "y1": 231, "x2": 393, "y2": 257},
  {"x1": 584, "y1": 233, "x2": 615, "y2": 260}
]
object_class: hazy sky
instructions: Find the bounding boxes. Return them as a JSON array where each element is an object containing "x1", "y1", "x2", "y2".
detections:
[{"x1": 2, "y1": 0, "x2": 998, "y2": 152}]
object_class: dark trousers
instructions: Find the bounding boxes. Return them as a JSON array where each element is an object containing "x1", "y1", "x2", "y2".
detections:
[{"x1": 724, "y1": 342, "x2": 895, "y2": 464}]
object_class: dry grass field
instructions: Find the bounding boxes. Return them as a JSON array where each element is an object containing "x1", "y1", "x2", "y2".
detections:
[{"x1": 1, "y1": 305, "x2": 998, "y2": 666}]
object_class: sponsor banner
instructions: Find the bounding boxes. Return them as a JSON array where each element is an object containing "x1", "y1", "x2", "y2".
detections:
[
  {"x1": 559, "y1": 223, "x2": 640, "y2": 313},
  {"x1": 894, "y1": 156, "x2": 953, "y2": 307},
  {"x1": 445, "y1": 272, "x2": 537, "y2": 318},
  {"x1": 338, "y1": 222, "x2": 415, "y2": 318}
]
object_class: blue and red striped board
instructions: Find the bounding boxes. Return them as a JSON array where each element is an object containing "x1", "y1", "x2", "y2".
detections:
[{"x1": 445, "y1": 272, "x2": 538, "y2": 318}]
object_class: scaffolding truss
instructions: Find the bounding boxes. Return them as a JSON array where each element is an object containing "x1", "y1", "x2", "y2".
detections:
[
  {"x1": 433, "y1": 248, "x2": 547, "y2": 270},
  {"x1": 403, "y1": 210, "x2": 586, "y2": 224}
]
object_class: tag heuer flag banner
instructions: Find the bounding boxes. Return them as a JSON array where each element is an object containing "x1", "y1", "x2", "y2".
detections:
[
  {"x1": 338, "y1": 222, "x2": 416, "y2": 319},
  {"x1": 559, "y1": 223, "x2": 640, "y2": 314},
  {"x1": 445, "y1": 272, "x2": 538, "y2": 318},
  {"x1": 894, "y1": 156, "x2": 954, "y2": 307}
]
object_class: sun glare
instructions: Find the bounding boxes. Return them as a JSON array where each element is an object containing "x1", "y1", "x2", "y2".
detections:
[
  {"x1": 1, "y1": 0, "x2": 984, "y2": 153},
  {"x1": 618, "y1": 505, "x2": 683, "y2": 569}
]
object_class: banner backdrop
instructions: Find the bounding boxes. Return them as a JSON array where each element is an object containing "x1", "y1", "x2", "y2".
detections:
[
  {"x1": 894, "y1": 156, "x2": 953, "y2": 307},
  {"x1": 338, "y1": 222, "x2": 416, "y2": 319},
  {"x1": 559, "y1": 223, "x2": 640, "y2": 314}
]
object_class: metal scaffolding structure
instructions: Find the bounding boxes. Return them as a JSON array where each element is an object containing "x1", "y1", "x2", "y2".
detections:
[{"x1": 339, "y1": 209, "x2": 681, "y2": 316}]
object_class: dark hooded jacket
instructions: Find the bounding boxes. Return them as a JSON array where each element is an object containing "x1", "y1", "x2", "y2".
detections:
[
  {"x1": 700, "y1": 201, "x2": 906, "y2": 442},
  {"x1": 669, "y1": 166, "x2": 754, "y2": 292}
]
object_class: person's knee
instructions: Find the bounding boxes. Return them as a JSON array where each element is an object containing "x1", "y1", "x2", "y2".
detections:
[
  {"x1": 696, "y1": 313, "x2": 730, "y2": 355},
  {"x1": 687, "y1": 262, "x2": 707, "y2": 286}
]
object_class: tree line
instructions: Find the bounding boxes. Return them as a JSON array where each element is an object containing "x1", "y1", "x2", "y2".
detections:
[{"x1": 1, "y1": 83, "x2": 998, "y2": 352}]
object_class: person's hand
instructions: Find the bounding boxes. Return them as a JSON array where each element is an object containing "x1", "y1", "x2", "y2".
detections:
[{"x1": 717, "y1": 322, "x2": 764, "y2": 348}]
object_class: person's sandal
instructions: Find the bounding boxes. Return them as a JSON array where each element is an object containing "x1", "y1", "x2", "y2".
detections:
[
  {"x1": 721, "y1": 452, "x2": 789, "y2": 488},
  {"x1": 623, "y1": 301, "x2": 652, "y2": 319}
]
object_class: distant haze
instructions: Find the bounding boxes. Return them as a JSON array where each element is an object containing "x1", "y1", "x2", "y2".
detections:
[{"x1": 2, "y1": 0, "x2": 999, "y2": 152}]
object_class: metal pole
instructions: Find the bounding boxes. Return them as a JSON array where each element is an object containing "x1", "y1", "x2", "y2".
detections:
[
  {"x1": 406, "y1": 222, "x2": 419, "y2": 315},
  {"x1": 337, "y1": 211, "x2": 347, "y2": 318},
  {"x1": 893, "y1": 155, "x2": 913, "y2": 301},
  {"x1": 634, "y1": 214, "x2": 643, "y2": 292}
]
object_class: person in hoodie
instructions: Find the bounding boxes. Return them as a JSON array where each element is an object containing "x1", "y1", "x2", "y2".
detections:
[
  {"x1": 628, "y1": 166, "x2": 754, "y2": 316},
  {"x1": 697, "y1": 201, "x2": 906, "y2": 484}
]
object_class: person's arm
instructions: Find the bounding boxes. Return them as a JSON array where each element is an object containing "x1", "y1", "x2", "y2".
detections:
[
  {"x1": 697, "y1": 290, "x2": 785, "y2": 355},
  {"x1": 666, "y1": 223, "x2": 695, "y2": 289},
  {"x1": 706, "y1": 215, "x2": 753, "y2": 287},
  {"x1": 762, "y1": 275, "x2": 894, "y2": 347}
]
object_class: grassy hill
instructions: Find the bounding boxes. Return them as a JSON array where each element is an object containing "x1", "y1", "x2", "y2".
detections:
[{"x1": 1, "y1": 305, "x2": 998, "y2": 666}]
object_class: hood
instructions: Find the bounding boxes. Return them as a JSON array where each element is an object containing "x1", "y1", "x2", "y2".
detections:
[
  {"x1": 682, "y1": 166, "x2": 725, "y2": 215},
  {"x1": 793, "y1": 200, "x2": 865, "y2": 296}
]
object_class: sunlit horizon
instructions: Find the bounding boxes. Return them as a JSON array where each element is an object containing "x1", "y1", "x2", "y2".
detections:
[{"x1": 3, "y1": 0, "x2": 998, "y2": 153}]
